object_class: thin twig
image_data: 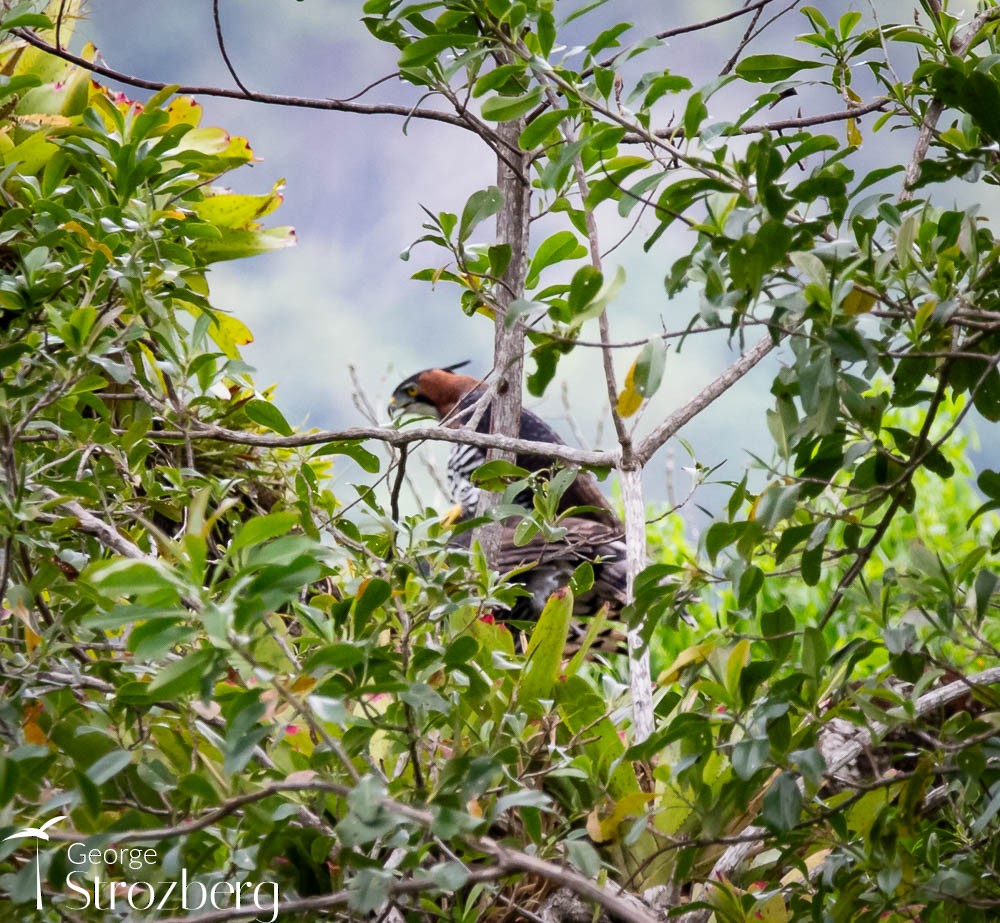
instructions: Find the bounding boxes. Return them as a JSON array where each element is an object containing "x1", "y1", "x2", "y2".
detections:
[
  {"x1": 212, "y1": 0, "x2": 251, "y2": 96},
  {"x1": 10, "y1": 28, "x2": 480, "y2": 133}
]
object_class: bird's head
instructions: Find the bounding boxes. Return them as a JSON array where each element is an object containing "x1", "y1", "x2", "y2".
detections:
[{"x1": 387, "y1": 361, "x2": 481, "y2": 420}]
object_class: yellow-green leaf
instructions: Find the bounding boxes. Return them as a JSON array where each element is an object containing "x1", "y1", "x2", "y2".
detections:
[
  {"x1": 658, "y1": 641, "x2": 716, "y2": 684},
  {"x1": 616, "y1": 386, "x2": 642, "y2": 417},
  {"x1": 192, "y1": 179, "x2": 286, "y2": 229},
  {"x1": 518, "y1": 586, "x2": 573, "y2": 706},
  {"x1": 842, "y1": 286, "x2": 876, "y2": 315},
  {"x1": 846, "y1": 116, "x2": 862, "y2": 148}
]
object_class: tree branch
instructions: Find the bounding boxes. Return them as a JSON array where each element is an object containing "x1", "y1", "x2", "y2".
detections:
[
  {"x1": 49, "y1": 777, "x2": 665, "y2": 923},
  {"x1": 621, "y1": 99, "x2": 890, "y2": 144},
  {"x1": 635, "y1": 334, "x2": 777, "y2": 465},
  {"x1": 654, "y1": 0, "x2": 785, "y2": 42},
  {"x1": 40, "y1": 488, "x2": 145, "y2": 559},
  {"x1": 138, "y1": 421, "x2": 618, "y2": 468},
  {"x1": 212, "y1": 0, "x2": 251, "y2": 97},
  {"x1": 9, "y1": 28, "x2": 480, "y2": 133},
  {"x1": 900, "y1": 6, "x2": 1000, "y2": 200},
  {"x1": 690, "y1": 666, "x2": 1000, "y2": 922}
]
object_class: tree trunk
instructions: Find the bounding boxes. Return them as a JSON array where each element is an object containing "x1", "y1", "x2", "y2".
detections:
[{"x1": 477, "y1": 119, "x2": 531, "y2": 565}]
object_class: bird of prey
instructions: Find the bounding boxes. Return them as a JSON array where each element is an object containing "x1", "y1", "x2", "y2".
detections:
[{"x1": 388, "y1": 363, "x2": 628, "y2": 626}]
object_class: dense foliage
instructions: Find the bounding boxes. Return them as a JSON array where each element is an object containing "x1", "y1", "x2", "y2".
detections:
[{"x1": 3, "y1": 2, "x2": 1000, "y2": 921}]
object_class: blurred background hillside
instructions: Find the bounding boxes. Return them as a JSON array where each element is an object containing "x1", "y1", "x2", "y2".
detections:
[{"x1": 73, "y1": 0, "x2": 998, "y2": 524}]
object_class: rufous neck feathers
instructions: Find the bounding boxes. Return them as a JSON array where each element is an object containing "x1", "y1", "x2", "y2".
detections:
[{"x1": 417, "y1": 370, "x2": 482, "y2": 417}]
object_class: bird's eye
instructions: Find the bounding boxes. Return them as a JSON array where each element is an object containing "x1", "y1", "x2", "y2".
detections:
[{"x1": 406, "y1": 385, "x2": 418, "y2": 397}]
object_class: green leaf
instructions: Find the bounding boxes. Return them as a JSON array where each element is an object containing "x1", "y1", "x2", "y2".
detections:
[
  {"x1": 763, "y1": 772, "x2": 802, "y2": 831},
  {"x1": 230, "y1": 511, "x2": 299, "y2": 554},
  {"x1": 313, "y1": 440, "x2": 381, "y2": 473},
  {"x1": 565, "y1": 839, "x2": 602, "y2": 878},
  {"x1": 398, "y1": 33, "x2": 476, "y2": 68},
  {"x1": 245, "y1": 399, "x2": 294, "y2": 436},
  {"x1": 802, "y1": 626, "x2": 828, "y2": 682},
  {"x1": 89, "y1": 560, "x2": 179, "y2": 599},
  {"x1": 146, "y1": 649, "x2": 216, "y2": 700},
  {"x1": 738, "y1": 565, "x2": 764, "y2": 607},
  {"x1": 191, "y1": 225, "x2": 296, "y2": 262},
  {"x1": 567, "y1": 265, "x2": 603, "y2": 317},
  {"x1": 971, "y1": 782, "x2": 1000, "y2": 836},
  {"x1": 354, "y1": 578, "x2": 392, "y2": 621},
  {"x1": 974, "y1": 569, "x2": 998, "y2": 623},
  {"x1": 683, "y1": 91, "x2": 708, "y2": 139},
  {"x1": 705, "y1": 522, "x2": 736, "y2": 563},
  {"x1": 735, "y1": 54, "x2": 824, "y2": 82},
  {"x1": 525, "y1": 230, "x2": 586, "y2": 288},
  {"x1": 732, "y1": 736, "x2": 768, "y2": 780},
  {"x1": 519, "y1": 108, "x2": 571, "y2": 150},
  {"x1": 761, "y1": 606, "x2": 795, "y2": 660},
  {"x1": 631, "y1": 338, "x2": 666, "y2": 398},
  {"x1": 471, "y1": 459, "x2": 530, "y2": 490},
  {"x1": 480, "y1": 87, "x2": 543, "y2": 122},
  {"x1": 978, "y1": 470, "x2": 1000, "y2": 500},
  {"x1": 571, "y1": 264, "x2": 625, "y2": 325},
  {"x1": 472, "y1": 63, "x2": 527, "y2": 98},
  {"x1": 459, "y1": 186, "x2": 503, "y2": 242},
  {"x1": 1, "y1": 13, "x2": 53, "y2": 31},
  {"x1": 800, "y1": 542, "x2": 822, "y2": 586},
  {"x1": 518, "y1": 587, "x2": 573, "y2": 706},
  {"x1": 85, "y1": 750, "x2": 132, "y2": 785}
]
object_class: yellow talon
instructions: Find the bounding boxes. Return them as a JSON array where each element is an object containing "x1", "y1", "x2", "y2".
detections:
[{"x1": 440, "y1": 503, "x2": 464, "y2": 527}]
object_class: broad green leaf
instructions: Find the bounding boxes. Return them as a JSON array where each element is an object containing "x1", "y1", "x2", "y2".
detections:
[
  {"x1": 567, "y1": 264, "x2": 603, "y2": 317},
  {"x1": 762, "y1": 772, "x2": 802, "y2": 831},
  {"x1": 230, "y1": 511, "x2": 300, "y2": 554},
  {"x1": 632, "y1": 338, "x2": 666, "y2": 398},
  {"x1": 313, "y1": 440, "x2": 381, "y2": 473},
  {"x1": 191, "y1": 180, "x2": 286, "y2": 229},
  {"x1": 471, "y1": 459, "x2": 531, "y2": 488},
  {"x1": 525, "y1": 230, "x2": 586, "y2": 288},
  {"x1": 191, "y1": 225, "x2": 296, "y2": 262},
  {"x1": 245, "y1": 398, "x2": 294, "y2": 436},
  {"x1": 459, "y1": 186, "x2": 503, "y2": 242},
  {"x1": 398, "y1": 33, "x2": 476, "y2": 68},
  {"x1": 572, "y1": 264, "x2": 625, "y2": 326},
  {"x1": 518, "y1": 586, "x2": 573, "y2": 706},
  {"x1": 354, "y1": 578, "x2": 392, "y2": 620},
  {"x1": 974, "y1": 569, "x2": 998, "y2": 623},
  {"x1": 85, "y1": 750, "x2": 132, "y2": 785},
  {"x1": 732, "y1": 736, "x2": 768, "y2": 780},
  {"x1": 519, "y1": 108, "x2": 572, "y2": 150},
  {"x1": 88, "y1": 560, "x2": 180, "y2": 598},
  {"x1": 480, "y1": 87, "x2": 543, "y2": 122},
  {"x1": 146, "y1": 649, "x2": 216, "y2": 700},
  {"x1": 735, "y1": 54, "x2": 823, "y2": 82}
]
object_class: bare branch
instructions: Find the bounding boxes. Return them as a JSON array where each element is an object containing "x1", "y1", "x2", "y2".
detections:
[
  {"x1": 9, "y1": 28, "x2": 481, "y2": 133},
  {"x1": 622, "y1": 98, "x2": 890, "y2": 144},
  {"x1": 654, "y1": 0, "x2": 787, "y2": 42},
  {"x1": 635, "y1": 334, "x2": 777, "y2": 465},
  {"x1": 40, "y1": 488, "x2": 145, "y2": 559},
  {"x1": 149, "y1": 420, "x2": 617, "y2": 470},
  {"x1": 900, "y1": 6, "x2": 1000, "y2": 200},
  {"x1": 212, "y1": 0, "x2": 251, "y2": 96}
]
